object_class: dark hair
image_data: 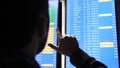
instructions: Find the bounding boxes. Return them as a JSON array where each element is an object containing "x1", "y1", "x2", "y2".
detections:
[{"x1": 7, "y1": 0, "x2": 49, "y2": 50}]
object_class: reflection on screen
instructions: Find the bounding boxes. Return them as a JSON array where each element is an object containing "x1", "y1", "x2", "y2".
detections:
[
  {"x1": 35, "y1": 0, "x2": 58, "y2": 68},
  {"x1": 66, "y1": 0, "x2": 119, "y2": 68}
]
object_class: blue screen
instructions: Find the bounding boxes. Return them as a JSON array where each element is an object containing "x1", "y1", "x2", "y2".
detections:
[
  {"x1": 35, "y1": 0, "x2": 58, "y2": 68},
  {"x1": 66, "y1": 0, "x2": 119, "y2": 68}
]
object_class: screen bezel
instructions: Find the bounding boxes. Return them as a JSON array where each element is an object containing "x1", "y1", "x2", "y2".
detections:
[{"x1": 115, "y1": 0, "x2": 120, "y2": 66}]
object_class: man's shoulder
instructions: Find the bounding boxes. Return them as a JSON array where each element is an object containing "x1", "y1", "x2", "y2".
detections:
[{"x1": 0, "y1": 50, "x2": 40, "y2": 68}]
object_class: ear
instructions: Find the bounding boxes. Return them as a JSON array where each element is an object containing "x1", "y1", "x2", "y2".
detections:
[
  {"x1": 37, "y1": 15, "x2": 49, "y2": 38},
  {"x1": 36, "y1": 15, "x2": 49, "y2": 54}
]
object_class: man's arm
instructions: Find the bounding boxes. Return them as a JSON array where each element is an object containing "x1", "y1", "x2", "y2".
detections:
[
  {"x1": 70, "y1": 48, "x2": 107, "y2": 68},
  {"x1": 48, "y1": 29, "x2": 107, "y2": 68}
]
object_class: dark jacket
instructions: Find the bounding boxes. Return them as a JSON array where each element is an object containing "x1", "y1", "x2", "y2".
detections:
[
  {"x1": 2, "y1": 49, "x2": 107, "y2": 68},
  {"x1": 1, "y1": 50, "x2": 40, "y2": 68},
  {"x1": 70, "y1": 48, "x2": 107, "y2": 68}
]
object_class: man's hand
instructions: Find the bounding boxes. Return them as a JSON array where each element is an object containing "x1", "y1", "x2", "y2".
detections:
[{"x1": 48, "y1": 28, "x2": 79, "y2": 56}]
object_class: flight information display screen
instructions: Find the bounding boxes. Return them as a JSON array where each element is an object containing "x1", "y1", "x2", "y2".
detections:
[
  {"x1": 66, "y1": 0, "x2": 119, "y2": 68},
  {"x1": 35, "y1": 0, "x2": 58, "y2": 68}
]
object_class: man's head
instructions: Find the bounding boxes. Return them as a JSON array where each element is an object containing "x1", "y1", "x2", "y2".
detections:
[{"x1": 8, "y1": 0, "x2": 49, "y2": 56}]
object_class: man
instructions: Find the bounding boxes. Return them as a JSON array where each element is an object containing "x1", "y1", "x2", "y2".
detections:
[
  {"x1": 3, "y1": 0, "x2": 49, "y2": 68},
  {"x1": 4, "y1": 0, "x2": 107, "y2": 68}
]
